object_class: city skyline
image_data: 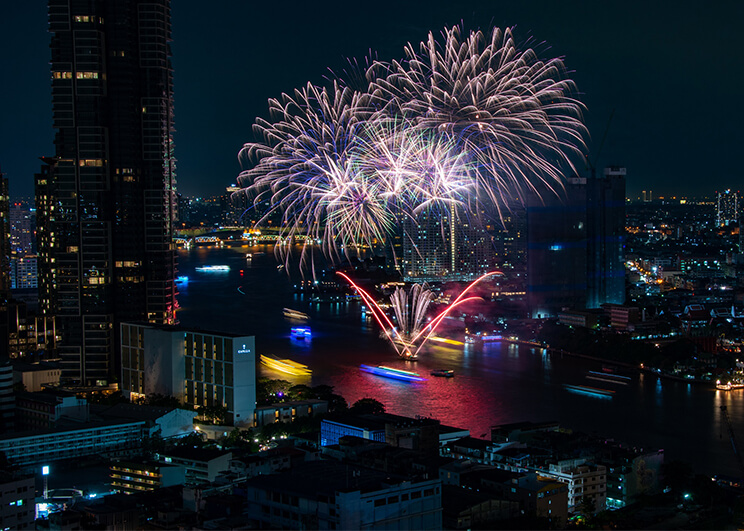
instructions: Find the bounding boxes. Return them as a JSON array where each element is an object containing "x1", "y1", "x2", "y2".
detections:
[{"x1": 1, "y1": 1, "x2": 743, "y2": 200}]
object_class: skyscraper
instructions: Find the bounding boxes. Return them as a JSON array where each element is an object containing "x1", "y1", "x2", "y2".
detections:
[
  {"x1": 586, "y1": 167, "x2": 626, "y2": 308},
  {"x1": 0, "y1": 169, "x2": 9, "y2": 298},
  {"x1": 38, "y1": 0, "x2": 177, "y2": 385},
  {"x1": 526, "y1": 178, "x2": 588, "y2": 318},
  {"x1": 717, "y1": 189, "x2": 739, "y2": 227}
]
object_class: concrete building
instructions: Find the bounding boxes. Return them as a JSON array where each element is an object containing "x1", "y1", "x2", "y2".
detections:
[
  {"x1": 321, "y1": 413, "x2": 468, "y2": 454},
  {"x1": 15, "y1": 390, "x2": 88, "y2": 430},
  {"x1": 541, "y1": 460, "x2": 607, "y2": 514},
  {"x1": 110, "y1": 460, "x2": 185, "y2": 494},
  {"x1": 10, "y1": 255, "x2": 37, "y2": 290},
  {"x1": 120, "y1": 323, "x2": 255, "y2": 426},
  {"x1": 0, "y1": 298, "x2": 58, "y2": 358},
  {"x1": 254, "y1": 399, "x2": 327, "y2": 427},
  {"x1": 0, "y1": 420, "x2": 147, "y2": 470},
  {"x1": 155, "y1": 448, "x2": 232, "y2": 484},
  {"x1": 89, "y1": 403, "x2": 196, "y2": 438},
  {"x1": 243, "y1": 460, "x2": 443, "y2": 530},
  {"x1": 12, "y1": 361, "x2": 61, "y2": 392},
  {"x1": 0, "y1": 472, "x2": 35, "y2": 530},
  {"x1": 0, "y1": 362, "x2": 13, "y2": 434}
]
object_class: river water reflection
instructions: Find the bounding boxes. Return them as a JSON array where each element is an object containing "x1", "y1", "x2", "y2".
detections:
[{"x1": 177, "y1": 246, "x2": 743, "y2": 477}]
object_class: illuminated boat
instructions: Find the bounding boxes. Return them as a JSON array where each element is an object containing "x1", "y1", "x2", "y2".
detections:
[
  {"x1": 283, "y1": 308, "x2": 309, "y2": 320},
  {"x1": 195, "y1": 265, "x2": 230, "y2": 272},
  {"x1": 291, "y1": 326, "x2": 312, "y2": 339},
  {"x1": 430, "y1": 369, "x2": 455, "y2": 378},
  {"x1": 717, "y1": 380, "x2": 744, "y2": 391},
  {"x1": 360, "y1": 365, "x2": 425, "y2": 382},
  {"x1": 586, "y1": 370, "x2": 631, "y2": 386},
  {"x1": 260, "y1": 355, "x2": 311, "y2": 376},
  {"x1": 564, "y1": 384, "x2": 615, "y2": 398},
  {"x1": 429, "y1": 336, "x2": 465, "y2": 346}
]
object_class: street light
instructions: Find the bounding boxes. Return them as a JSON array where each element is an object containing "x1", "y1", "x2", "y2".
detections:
[{"x1": 42, "y1": 465, "x2": 49, "y2": 499}]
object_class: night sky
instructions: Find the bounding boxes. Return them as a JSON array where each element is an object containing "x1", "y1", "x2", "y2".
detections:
[{"x1": 1, "y1": 1, "x2": 743, "y2": 200}]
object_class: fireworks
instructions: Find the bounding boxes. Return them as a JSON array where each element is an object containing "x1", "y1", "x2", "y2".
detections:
[
  {"x1": 390, "y1": 283, "x2": 435, "y2": 340},
  {"x1": 237, "y1": 25, "x2": 586, "y2": 263},
  {"x1": 338, "y1": 272, "x2": 501, "y2": 357}
]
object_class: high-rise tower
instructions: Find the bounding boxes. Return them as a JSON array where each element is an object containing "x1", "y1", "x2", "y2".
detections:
[
  {"x1": 0, "y1": 169, "x2": 9, "y2": 299},
  {"x1": 39, "y1": 0, "x2": 177, "y2": 385},
  {"x1": 717, "y1": 190, "x2": 740, "y2": 227},
  {"x1": 586, "y1": 167, "x2": 626, "y2": 308}
]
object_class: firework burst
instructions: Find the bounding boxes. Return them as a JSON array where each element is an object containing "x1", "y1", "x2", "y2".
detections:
[
  {"x1": 237, "y1": 25, "x2": 586, "y2": 264},
  {"x1": 369, "y1": 25, "x2": 586, "y2": 214}
]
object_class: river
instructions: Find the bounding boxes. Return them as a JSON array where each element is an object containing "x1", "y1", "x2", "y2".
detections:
[{"x1": 176, "y1": 246, "x2": 743, "y2": 477}]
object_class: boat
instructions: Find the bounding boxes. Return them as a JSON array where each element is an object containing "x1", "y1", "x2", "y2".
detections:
[
  {"x1": 195, "y1": 265, "x2": 230, "y2": 272},
  {"x1": 429, "y1": 336, "x2": 465, "y2": 347},
  {"x1": 291, "y1": 326, "x2": 312, "y2": 339},
  {"x1": 283, "y1": 308, "x2": 309, "y2": 320},
  {"x1": 260, "y1": 355, "x2": 311, "y2": 376},
  {"x1": 360, "y1": 365, "x2": 425, "y2": 382},
  {"x1": 430, "y1": 369, "x2": 455, "y2": 378},
  {"x1": 564, "y1": 384, "x2": 615, "y2": 398},
  {"x1": 586, "y1": 370, "x2": 631, "y2": 386},
  {"x1": 717, "y1": 380, "x2": 744, "y2": 391}
]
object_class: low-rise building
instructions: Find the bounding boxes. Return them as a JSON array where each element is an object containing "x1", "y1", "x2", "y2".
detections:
[
  {"x1": 254, "y1": 399, "x2": 327, "y2": 427},
  {"x1": 12, "y1": 361, "x2": 61, "y2": 392},
  {"x1": 321, "y1": 413, "x2": 467, "y2": 454},
  {"x1": 15, "y1": 389, "x2": 88, "y2": 430},
  {"x1": 110, "y1": 460, "x2": 186, "y2": 494},
  {"x1": 540, "y1": 460, "x2": 607, "y2": 514},
  {"x1": 0, "y1": 420, "x2": 147, "y2": 470},
  {"x1": 243, "y1": 460, "x2": 443, "y2": 529},
  {"x1": 0, "y1": 471, "x2": 35, "y2": 530},
  {"x1": 156, "y1": 448, "x2": 232, "y2": 484}
]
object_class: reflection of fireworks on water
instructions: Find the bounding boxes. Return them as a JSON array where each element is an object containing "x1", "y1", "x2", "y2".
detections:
[
  {"x1": 237, "y1": 25, "x2": 586, "y2": 266},
  {"x1": 337, "y1": 271, "x2": 501, "y2": 358}
]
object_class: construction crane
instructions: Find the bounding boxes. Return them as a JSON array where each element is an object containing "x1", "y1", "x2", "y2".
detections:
[{"x1": 720, "y1": 405, "x2": 744, "y2": 480}]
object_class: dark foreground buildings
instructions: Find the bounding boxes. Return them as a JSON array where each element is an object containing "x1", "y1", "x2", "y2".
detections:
[{"x1": 37, "y1": 0, "x2": 177, "y2": 385}]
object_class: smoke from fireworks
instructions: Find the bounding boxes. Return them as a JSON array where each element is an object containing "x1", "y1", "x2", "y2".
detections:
[{"x1": 236, "y1": 25, "x2": 586, "y2": 264}]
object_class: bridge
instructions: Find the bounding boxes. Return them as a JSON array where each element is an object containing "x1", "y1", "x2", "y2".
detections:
[{"x1": 173, "y1": 227, "x2": 314, "y2": 248}]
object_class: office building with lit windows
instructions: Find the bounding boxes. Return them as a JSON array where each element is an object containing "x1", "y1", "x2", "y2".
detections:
[
  {"x1": 120, "y1": 323, "x2": 256, "y2": 426},
  {"x1": 0, "y1": 171, "x2": 9, "y2": 298},
  {"x1": 37, "y1": 0, "x2": 177, "y2": 385},
  {"x1": 717, "y1": 189, "x2": 740, "y2": 226}
]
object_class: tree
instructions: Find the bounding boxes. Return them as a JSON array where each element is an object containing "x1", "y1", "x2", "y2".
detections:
[
  {"x1": 288, "y1": 384, "x2": 313, "y2": 400},
  {"x1": 312, "y1": 384, "x2": 348, "y2": 412},
  {"x1": 256, "y1": 378, "x2": 292, "y2": 404},
  {"x1": 350, "y1": 398, "x2": 386, "y2": 415},
  {"x1": 198, "y1": 404, "x2": 229, "y2": 425},
  {"x1": 144, "y1": 393, "x2": 181, "y2": 408}
]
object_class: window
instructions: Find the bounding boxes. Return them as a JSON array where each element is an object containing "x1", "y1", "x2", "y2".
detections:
[
  {"x1": 374, "y1": 498, "x2": 386, "y2": 507},
  {"x1": 387, "y1": 496, "x2": 398, "y2": 504},
  {"x1": 76, "y1": 71, "x2": 99, "y2": 80}
]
